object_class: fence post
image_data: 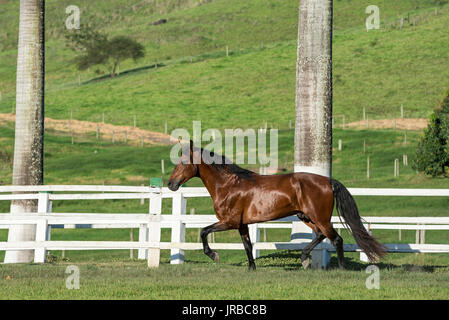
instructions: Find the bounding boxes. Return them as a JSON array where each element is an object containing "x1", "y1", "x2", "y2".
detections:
[
  {"x1": 139, "y1": 191, "x2": 162, "y2": 260},
  {"x1": 394, "y1": 159, "x2": 399, "y2": 177},
  {"x1": 37, "y1": 191, "x2": 51, "y2": 214},
  {"x1": 415, "y1": 223, "x2": 426, "y2": 245},
  {"x1": 138, "y1": 223, "x2": 148, "y2": 260},
  {"x1": 360, "y1": 251, "x2": 369, "y2": 262},
  {"x1": 147, "y1": 193, "x2": 162, "y2": 267},
  {"x1": 147, "y1": 218, "x2": 161, "y2": 268},
  {"x1": 367, "y1": 156, "x2": 370, "y2": 179},
  {"x1": 171, "y1": 192, "x2": 186, "y2": 264},
  {"x1": 360, "y1": 224, "x2": 371, "y2": 262},
  {"x1": 35, "y1": 192, "x2": 51, "y2": 262},
  {"x1": 311, "y1": 238, "x2": 331, "y2": 269},
  {"x1": 34, "y1": 217, "x2": 48, "y2": 263},
  {"x1": 130, "y1": 228, "x2": 134, "y2": 259},
  {"x1": 248, "y1": 224, "x2": 260, "y2": 259}
]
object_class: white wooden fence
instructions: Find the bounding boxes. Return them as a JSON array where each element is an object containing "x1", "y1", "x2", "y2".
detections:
[{"x1": 1, "y1": 185, "x2": 449, "y2": 268}]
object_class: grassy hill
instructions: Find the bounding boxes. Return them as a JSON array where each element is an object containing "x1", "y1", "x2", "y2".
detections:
[{"x1": 0, "y1": 0, "x2": 448, "y2": 131}]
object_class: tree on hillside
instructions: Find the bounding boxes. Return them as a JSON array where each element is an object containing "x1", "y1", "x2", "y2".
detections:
[
  {"x1": 106, "y1": 36, "x2": 145, "y2": 77},
  {"x1": 65, "y1": 25, "x2": 145, "y2": 77},
  {"x1": 5, "y1": 0, "x2": 45, "y2": 263},
  {"x1": 413, "y1": 91, "x2": 449, "y2": 177},
  {"x1": 294, "y1": 0, "x2": 333, "y2": 177}
]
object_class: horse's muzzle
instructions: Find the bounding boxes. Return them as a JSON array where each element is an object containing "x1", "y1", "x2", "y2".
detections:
[{"x1": 167, "y1": 180, "x2": 180, "y2": 191}]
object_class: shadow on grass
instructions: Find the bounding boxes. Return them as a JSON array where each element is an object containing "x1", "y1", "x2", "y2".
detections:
[
  {"x1": 241, "y1": 250, "x2": 448, "y2": 273},
  {"x1": 82, "y1": 63, "x2": 166, "y2": 85}
]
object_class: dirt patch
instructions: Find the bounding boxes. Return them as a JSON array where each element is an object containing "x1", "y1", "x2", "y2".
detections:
[
  {"x1": 125, "y1": 175, "x2": 147, "y2": 182},
  {"x1": 0, "y1": 113, "x2": 175, "y2": 146},
  {"x1": 346, "y1": 118, "x2": 428, "y2": 131}
]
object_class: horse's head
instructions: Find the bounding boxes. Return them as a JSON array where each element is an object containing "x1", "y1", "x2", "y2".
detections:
[{"x1": 167, "y1": 140, "x2": 200, "y2": 191}]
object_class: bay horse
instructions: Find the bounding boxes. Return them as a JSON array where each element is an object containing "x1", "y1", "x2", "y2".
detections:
[{"x1": 167, "y1": 141, "x2": 386, "y2": 270}]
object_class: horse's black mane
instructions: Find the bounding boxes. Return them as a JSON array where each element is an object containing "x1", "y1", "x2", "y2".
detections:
[{"x1": 197, "y1": 146, "x2": 256, "y2": 180}]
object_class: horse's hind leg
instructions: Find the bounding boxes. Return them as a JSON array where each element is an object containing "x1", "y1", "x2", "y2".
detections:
[
  {"x1": 200, "y1": 221, "x2": 231, "y2": 263},
  {"x1": 239, "y1": 224, "x2": 256, "y2": 271},
  {"x1": 319, "y1": 223, "x2": 345, "y2": 269},
  {"x1": 301, "y1": 231, "x2": 326, "y2": 269},
  {"x1": 299, "y1": 221, "x2": 325, "y2": 269}
]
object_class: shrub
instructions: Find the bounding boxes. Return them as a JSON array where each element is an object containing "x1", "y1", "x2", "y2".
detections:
[{"x1": 413, "y1": 91, "x2": 449, "y2": 176}]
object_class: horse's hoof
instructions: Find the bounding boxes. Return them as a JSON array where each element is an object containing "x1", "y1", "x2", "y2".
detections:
[
  {"x1": 248, "y1": 264, "x2": 256, "y2": 271},
  {"x1": 301, "y1": 257, "x2": 311, "y2": 270}
]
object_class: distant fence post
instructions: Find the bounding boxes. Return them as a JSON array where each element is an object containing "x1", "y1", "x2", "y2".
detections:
[
  {"x1": 415, "y1": 224, "x2": 426, "y2": 246},
  {"x1": 147, "y1": 193, "x2": 162, "y2": 268},
  {"x1": 171, "y1": 192, "x2": 186, "y2": 264},
  {"x1": 394, "y1": 159, "x2": 399, "y2": 177},
  {"x1": 367, "y1": 156, "x2": 370, "y2": 179}
]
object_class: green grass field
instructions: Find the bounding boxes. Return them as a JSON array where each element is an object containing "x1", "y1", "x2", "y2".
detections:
[
  {"x1": 1, "y1": 0, "x2": 449, "y2": 300},
  {"x1": 1, "y1": 257, "x2": 449, "y2": 299}
]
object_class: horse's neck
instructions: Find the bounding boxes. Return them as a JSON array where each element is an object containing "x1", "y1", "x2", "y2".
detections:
[{"x1": 197, "y1": 164, "x2": 231, "y2": 199}]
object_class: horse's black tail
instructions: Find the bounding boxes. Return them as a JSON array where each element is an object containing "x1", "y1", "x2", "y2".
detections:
[{"x1": 330, "y1": 179, "x2": 387, "y2": 262}]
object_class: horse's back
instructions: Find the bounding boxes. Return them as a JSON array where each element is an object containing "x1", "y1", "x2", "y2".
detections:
[{"x1": 238, "y1": 171, "x2": 333, "y2": 224}]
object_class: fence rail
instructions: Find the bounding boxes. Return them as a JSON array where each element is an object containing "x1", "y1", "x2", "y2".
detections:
[{"x1": 1, "y1": 185, "x2": 449, "y2": 268}]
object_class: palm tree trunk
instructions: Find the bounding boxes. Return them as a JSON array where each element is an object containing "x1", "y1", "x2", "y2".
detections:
[
  {"x1": 294, "y1": 0, "x2": 333, "y2": 177},
  {"x1": 4, "y1": 0, "x2": 45, "y2": 263}
]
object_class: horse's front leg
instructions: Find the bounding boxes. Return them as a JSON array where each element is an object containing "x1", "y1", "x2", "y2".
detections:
[
  {"x1": 200, "y1": 221, "x2": 231, "y2": 263},
  {"x1": 239, "y1": 224, "x2": 256, "y2": 271}
]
